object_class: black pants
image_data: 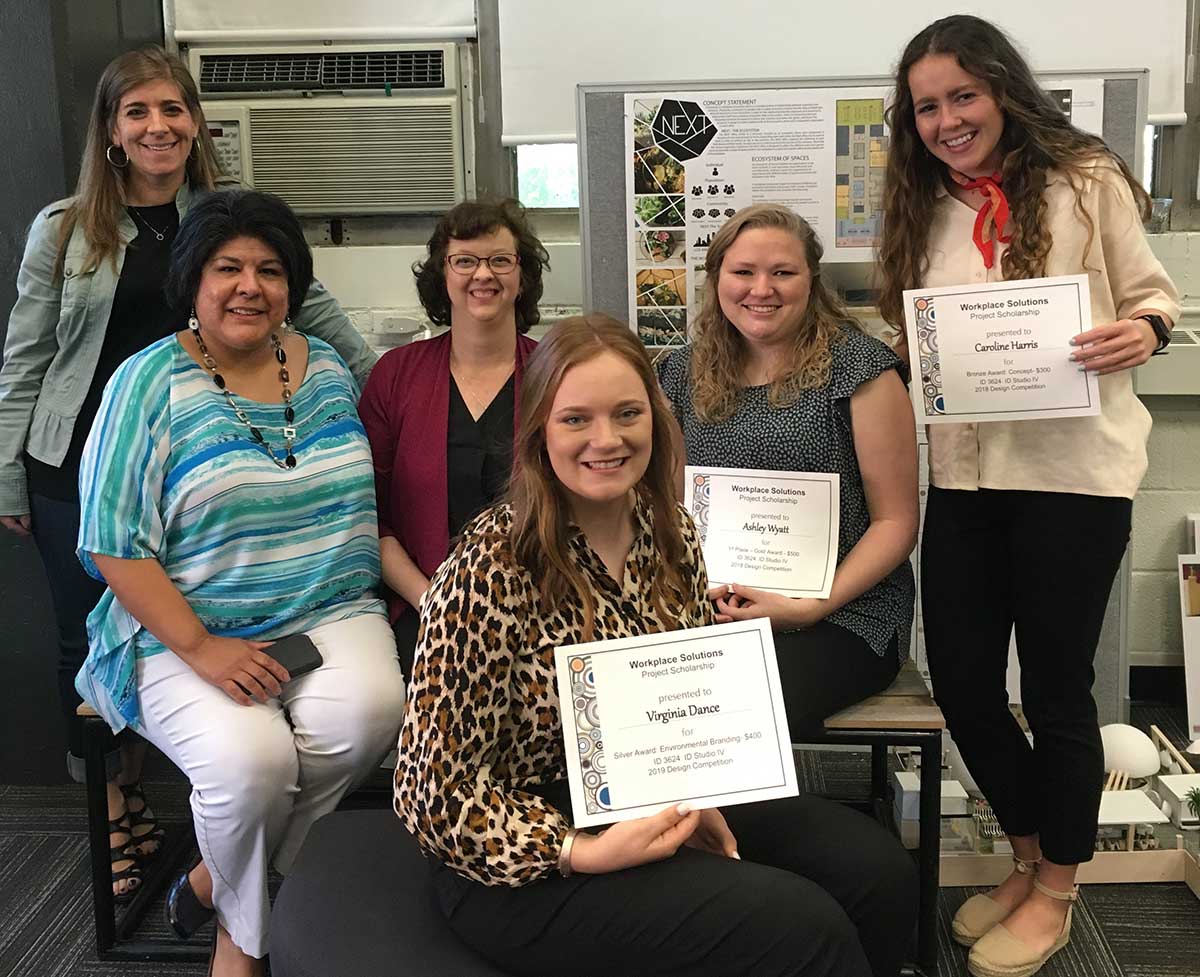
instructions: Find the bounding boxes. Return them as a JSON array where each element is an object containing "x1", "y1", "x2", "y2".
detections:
[
  {"x1": 434, "y1": 789, "x2": 917, "y2": 977},
  {"x1": 392, "y1": 607, "x2": 421, "y2": 681},
  {"x1": 29, "y1": 493, "x2": 121, "y2": 780},
  {"x1": 776, "y1": 621, "x2": 901, "y2": 739},
  {"x1": 921, "y1": 487, "x2": 1131, "y2": 865}
]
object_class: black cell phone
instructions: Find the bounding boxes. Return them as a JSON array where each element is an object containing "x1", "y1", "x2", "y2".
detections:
[{"x1": 263, "y1": 633, "x2": 323, "y2": 680}]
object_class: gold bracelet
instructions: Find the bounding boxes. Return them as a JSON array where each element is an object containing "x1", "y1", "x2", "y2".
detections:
[{"x1": 557, "y1": 828, "x2": 578, "y2": 878}]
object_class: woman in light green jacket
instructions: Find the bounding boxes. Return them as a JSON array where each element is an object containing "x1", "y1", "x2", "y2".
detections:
[{"x1": 0, "y1": 46, "x2": 375, "y2": 902}]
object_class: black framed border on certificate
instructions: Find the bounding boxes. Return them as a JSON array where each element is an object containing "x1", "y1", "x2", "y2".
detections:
[
  {"x1": 555, "y1": 619, "x2": 798, "y2": 828},
  {"x1": 902, "y1": 274, "x2": 1100, "y2": 424},
  {"x1": 684, "y1": 465, "x2": 839, "y2": 598}
]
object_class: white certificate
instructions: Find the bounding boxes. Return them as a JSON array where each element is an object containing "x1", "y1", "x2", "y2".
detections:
[
  {"x1": 684, "y1": 466, "x2": 839, "y2": 598},
  {"x1": 902, "y1": 275, "x2": 1100, "y2": 424},
  {"x1": 555, "y1": 619, "x2": 797, "y2": 828}
]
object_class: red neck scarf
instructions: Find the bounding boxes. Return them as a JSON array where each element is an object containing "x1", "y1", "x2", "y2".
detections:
[{"x1": 948, "y1": 169, "x2": 1011, "y2": 269}]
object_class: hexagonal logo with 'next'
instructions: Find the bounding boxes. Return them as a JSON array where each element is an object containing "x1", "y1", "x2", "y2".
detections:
[{"x1": 652, "y1": 100, "x2": 717, "y2": 163}]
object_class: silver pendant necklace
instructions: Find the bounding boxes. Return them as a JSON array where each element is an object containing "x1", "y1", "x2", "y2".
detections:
[{"x1": 130, "y1": 207, "x2": 169, "y2": 242}]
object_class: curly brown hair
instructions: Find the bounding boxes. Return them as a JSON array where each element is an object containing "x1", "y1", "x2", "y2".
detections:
[
  {"x1": 507, "y1": 314, "x2": 688, "y2": 641},
  {"x1": 690, "y1": 204, "x2": 858, "y2": 423},
  {"x1": 876, "y1": 14, "x2": 1149, "y2": 330},
  {"x1": 413, "y1": 197, "x2": 550, "y2": 333}
]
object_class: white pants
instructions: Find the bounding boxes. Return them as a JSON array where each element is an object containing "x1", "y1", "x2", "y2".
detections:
[{"x1": 136, "y1": 612, "x2": 405, "y2": 958}]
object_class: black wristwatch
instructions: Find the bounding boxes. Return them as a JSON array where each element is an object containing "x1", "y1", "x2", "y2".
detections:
[{"x1": 1136, "y1": 313, "x2": 1171, "y2": 355}]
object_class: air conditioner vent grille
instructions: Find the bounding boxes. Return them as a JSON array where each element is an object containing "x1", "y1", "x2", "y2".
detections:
[
  {"x1": 246, "y1": 102, "x2": 462, "y2": 214},
  {"x1": 200, "y1": 50, "x2": 445, "y2": 93}
]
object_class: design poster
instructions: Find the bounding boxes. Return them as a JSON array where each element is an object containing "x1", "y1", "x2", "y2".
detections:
[{"x1": 625, "y1": 87, "x2": 890, "y2": 348}]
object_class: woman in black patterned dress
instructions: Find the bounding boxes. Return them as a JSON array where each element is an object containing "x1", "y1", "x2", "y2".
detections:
[{"x1": 658, "y1": 204, "x2": 918, "y2": 736}]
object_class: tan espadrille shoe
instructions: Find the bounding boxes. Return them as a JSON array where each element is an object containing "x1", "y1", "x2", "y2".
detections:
[
  {"x1": 966, "y1": 878, "x2": 1078, "y2": 977},
  {"x1": 951, "y1": 856, "x2": 1039, "y2": 947}
]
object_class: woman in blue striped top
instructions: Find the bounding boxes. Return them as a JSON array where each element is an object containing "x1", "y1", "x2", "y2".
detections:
[{"x1": 75, "y1": 190, "x2": 405, "y2": 977}]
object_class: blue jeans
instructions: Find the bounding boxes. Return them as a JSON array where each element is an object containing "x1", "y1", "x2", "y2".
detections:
[{"x1": 29, "y1": 492, "x2": 122, "y2": 780}]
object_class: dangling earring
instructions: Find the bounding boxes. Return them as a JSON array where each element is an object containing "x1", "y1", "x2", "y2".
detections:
[
  {"x1": 283, "y1": 314, "x2": 294, "y2": 332},
  {"x1": 106, "y1": 145, "x2": 129, "y2": 168},
  {"x1": 188, "y1": 307, "x2": 200, "y2": 333}
]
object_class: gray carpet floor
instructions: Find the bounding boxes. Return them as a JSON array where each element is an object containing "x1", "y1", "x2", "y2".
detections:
[{"x1": 2, "y1": 706, "x2": 1198, "y2": 977}]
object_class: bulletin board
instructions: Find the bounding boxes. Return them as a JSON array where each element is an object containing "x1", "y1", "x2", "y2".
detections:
[{"x1": 578, "y1": 70, "x2": 1148, "y2": 341}]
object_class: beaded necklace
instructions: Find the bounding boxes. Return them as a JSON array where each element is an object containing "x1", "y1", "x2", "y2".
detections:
[{"x1": 188, "y1": 313, "x2": 297, "y2": 469}]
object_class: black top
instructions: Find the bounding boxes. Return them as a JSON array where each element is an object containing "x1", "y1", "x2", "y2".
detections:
[
  {"x1": 657, "y1": 326, "x2": 915, "y2": 657},
  {"x1": 26, "y1": 203, "x2": 182, "y2": 501},
  {"x1": 445, "y1": 373, "x2": 516, "y2": 538}
]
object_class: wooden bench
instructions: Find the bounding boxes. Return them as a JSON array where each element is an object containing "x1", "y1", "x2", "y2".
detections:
[
  {"x1": 76, "y1": 703, "x2": 206, "y2": 963},
  {"x1": 816, "y1": 662, "x2": 945, "y2": 977}
]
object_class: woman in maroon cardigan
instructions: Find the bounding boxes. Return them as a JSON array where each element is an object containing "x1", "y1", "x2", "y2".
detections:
[{"x1": 359, "y1": 199, "x2": 550, "y2": 674}]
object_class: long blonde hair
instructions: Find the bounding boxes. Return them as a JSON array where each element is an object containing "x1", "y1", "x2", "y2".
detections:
[
  {"x1": 876, "y1": 15, "x2": 1149, "y2": 329},
  {"x1": 507, "y1": 314, "x2": 689, "y2": 641},
  {"x1": 55, "y1": 46, "x2": 222, "y2": 278}
]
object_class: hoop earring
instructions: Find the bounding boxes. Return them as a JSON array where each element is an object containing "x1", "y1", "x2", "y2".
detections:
[{"x1": 106, "y1": 145, "x2": 129, "y2": 168}]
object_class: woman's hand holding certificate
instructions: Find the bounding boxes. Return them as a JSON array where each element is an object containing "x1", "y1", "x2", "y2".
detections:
[
  {"x1": 568, "y1": 804, "x2": 703, "y2": 874},
  {"x1": 709, "y1": 583, "x2": 826, "y2": 629},
  {"x1": 1070, "y1": 316, "x2": 1160, "y2": 375}
]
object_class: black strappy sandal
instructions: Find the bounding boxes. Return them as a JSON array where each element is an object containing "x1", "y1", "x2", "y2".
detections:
[
  {"x1": 120, "y1": 781, "x2": 166, "y2": 859},
  {"x1": 110, "y1": 811, "x2": 143, "y2": 905}
]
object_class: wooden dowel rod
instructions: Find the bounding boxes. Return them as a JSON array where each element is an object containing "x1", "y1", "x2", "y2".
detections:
[{"x1": 1151, "y1": 725, "x2": 1196, "y2": 774}]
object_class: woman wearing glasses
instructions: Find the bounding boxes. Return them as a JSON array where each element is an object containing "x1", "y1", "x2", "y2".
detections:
[{"x1": 359, "y1": 198, "x2": 550, "y2": 675}]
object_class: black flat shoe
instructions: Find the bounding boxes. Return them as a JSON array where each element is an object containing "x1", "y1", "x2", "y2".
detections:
[{"x1": 165, "y1": 860, "x2": 215, "y2": 939}]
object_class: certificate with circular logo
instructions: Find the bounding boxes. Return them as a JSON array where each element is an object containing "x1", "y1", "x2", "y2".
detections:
[
  {"x1": 555, "y1": 619, "x2": 798, "y2": 828},
  {"x1": 685, "y1": 466, "x2": 840, "y2": 598},
  {"x1": 903, "y1": 274, "x2": 1100, "y2": 424}
]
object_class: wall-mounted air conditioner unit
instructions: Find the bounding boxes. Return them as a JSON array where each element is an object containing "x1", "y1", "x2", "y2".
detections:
[{"x1": 188, "y1": 42, "x2": 468, "y2": 215}]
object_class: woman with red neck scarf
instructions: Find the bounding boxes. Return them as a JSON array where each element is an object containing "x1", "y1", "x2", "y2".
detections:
[{"x1": 877, "y1": 15, "x2": 1178, "y2": 977}]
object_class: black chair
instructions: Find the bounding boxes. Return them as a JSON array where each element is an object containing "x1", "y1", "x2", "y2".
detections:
[{"x1": 270, "y1": 809, "x2": 511, "y2": 976}]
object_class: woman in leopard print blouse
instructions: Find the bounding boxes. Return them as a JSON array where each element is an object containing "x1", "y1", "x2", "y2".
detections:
[{"x1": 394, "y1": 314, "x2": 916, "y2": 977}]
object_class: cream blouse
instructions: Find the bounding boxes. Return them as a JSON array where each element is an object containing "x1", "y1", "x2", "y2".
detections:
[{"x1": 921, "y1": 158, "x2": 1179, "y2": 499}]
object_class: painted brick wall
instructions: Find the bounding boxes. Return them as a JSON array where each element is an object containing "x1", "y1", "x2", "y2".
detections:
[
  {"x1": 1132, "y1": 398, "x2": 1200, "y2": 661},
  {"x1": 1132, "y1": 237, "x2": 1199, "y2": 665}
]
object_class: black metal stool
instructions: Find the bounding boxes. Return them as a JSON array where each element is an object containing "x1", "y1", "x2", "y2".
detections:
[
  {"x1": 77, "y1": 703, "x2": 207, "y2": 962},
  {"x1": 811, "y1": 662, "x2": 946, "y2": 977}
]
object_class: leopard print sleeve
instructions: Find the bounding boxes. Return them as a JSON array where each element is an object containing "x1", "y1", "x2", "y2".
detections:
[
  {"x1": 394, "y1": 505, "x2": 570, "y2": 887},
  {"x1": 677, "y1": 503, "x2": 717, "y2": 629}
]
